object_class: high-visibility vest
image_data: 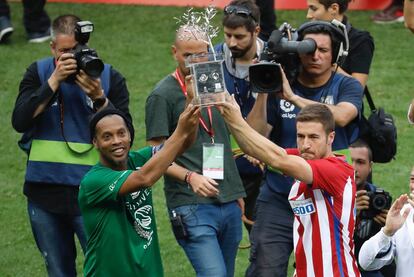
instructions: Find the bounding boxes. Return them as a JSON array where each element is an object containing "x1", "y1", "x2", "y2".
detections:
[{"x1": 24, "y1": 57, "x2": 111, "y2": 186}]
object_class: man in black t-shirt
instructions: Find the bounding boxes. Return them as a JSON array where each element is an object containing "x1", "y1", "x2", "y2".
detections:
[{"x1": 306, "y1": 0, "x2": 374, "y2": 88}]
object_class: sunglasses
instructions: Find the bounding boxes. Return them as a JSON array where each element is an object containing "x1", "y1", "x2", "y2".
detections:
[{"x1": 224, "y1": 5, "x2": 257, "y2": 22}]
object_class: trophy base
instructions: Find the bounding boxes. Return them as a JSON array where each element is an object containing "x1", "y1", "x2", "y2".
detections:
[{"x1": 193, "y1": 91, "x2": 226, "y2": 107}]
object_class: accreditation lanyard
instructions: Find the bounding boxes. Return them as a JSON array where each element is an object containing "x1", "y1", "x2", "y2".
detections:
[{"x1": 174, "y1": 69, "x2": 215, "y2": 143}]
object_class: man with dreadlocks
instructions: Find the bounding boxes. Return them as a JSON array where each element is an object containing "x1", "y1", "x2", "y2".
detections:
[
  {"x1": 145, "y1": 23, "x2": 246, "y2": 276},
  {"x1": 79, "y1": 105, "x2": 200, "y2": 276}
]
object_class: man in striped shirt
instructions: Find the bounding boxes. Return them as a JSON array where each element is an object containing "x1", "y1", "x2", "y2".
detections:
[{"x1": 218, "y1": 100, "x2": 360, "y2": 276}]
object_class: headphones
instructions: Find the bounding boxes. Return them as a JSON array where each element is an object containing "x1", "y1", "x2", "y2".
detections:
[{"x1": 297, "y1": 19, "x2": 349, "y2": 65}]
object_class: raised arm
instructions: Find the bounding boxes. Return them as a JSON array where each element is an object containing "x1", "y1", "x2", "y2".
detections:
[
  {"x1": 359, "y1": 194, "x2": 411, "y2": 271},
  {"x1": 12, "y1": 55, "x2": 76, "y2": 132},
  {"x1": 118, "y1": 105, "x2": 200, "y2": 195},
  {"x1": 219, "y1": 95, "x2": 313, "y2": 184},
  {"x1": 147, "y1": 137, "x2": 219, "y2": 198}
]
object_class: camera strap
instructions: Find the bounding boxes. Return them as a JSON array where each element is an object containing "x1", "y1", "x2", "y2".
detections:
[
  {"x1": 174, "y1": 69, "x2": 215, "y2": 142},
  {"x1": 58, "y1": 92, "x2": 94, "y2": 154}
]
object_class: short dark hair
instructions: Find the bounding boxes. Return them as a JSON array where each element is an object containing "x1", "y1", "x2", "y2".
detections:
[
  {"x1": 318, "y1": 0, "x2": 352, "y2": 14},
  {"x1": 298, "y1": 23, "x2": 343, "y2": 64},
  {"x1": 51, "y1": 14, "x2": 81, "y2": 40},
  {"x1": 296, "y1": 104, "x2": 335, "y2": 135},
  {"x1": 350, "y1": 139, "x2": 373, "y2": 162},
  {"x1": 223, "y1": 0, "x2": 260, "y2": 33},
  {"x1": 89, "y1": 107, "x2": 135, "y2": 146}
]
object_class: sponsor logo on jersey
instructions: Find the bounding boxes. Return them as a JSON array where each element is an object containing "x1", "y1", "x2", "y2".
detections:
[{"x1": 289, "y1": 198, "x2": 316, "y2": 216}]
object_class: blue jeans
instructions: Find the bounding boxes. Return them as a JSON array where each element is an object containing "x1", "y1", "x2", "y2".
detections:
[
  {"x1": 172, "y1": 201, "x2": 242, "y2": 277},
  {"x1": 28, "y1": 201, "x2": 87, "y2": 277},
  {"x1": 246, "y1": 195, "x2": 294, "y2": 277}
]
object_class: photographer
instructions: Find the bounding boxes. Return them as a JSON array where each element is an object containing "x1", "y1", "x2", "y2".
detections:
[
  {"x1": 359, "y1": 166, "x2": 414, "y2": 277},
  {"x1": 11, "y1": 14, "x2": 130, "y2": 276},
  {"x1": 350, "y1": 139, "x2": 395, "y2": 277},
  {"x1": 245, "y1": 21, "x2": 363, "y2": 277}
]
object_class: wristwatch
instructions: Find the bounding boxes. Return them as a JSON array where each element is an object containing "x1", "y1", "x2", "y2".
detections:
[{"x1": 93, "y1": 96, "x2": 107, "y2": 111}]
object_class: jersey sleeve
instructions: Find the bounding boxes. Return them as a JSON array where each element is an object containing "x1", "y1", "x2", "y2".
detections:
[
  {"x1": 145, "y1": 93, "x2": 171, "y2": 140},
  {"x1": 307, "y1": 158, "x2": 351, "y2": 196},
  {"x1": 129, "y1": 146, "x2": 163, "y2": 169},
  {"x1": 80, "y1": 166, "x2": 133, "y2": 206}
]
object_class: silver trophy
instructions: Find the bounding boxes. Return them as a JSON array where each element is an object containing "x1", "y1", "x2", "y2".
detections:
[
  {"x1": 186, "y1": 52, "x2": 226, "y2": 106},
  {"x1": 176, "y1": 7, "x2": 225, "y2": 106}
]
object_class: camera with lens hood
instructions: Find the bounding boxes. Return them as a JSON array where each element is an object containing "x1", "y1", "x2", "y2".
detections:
[
  {"x1": 360, "y1": 187, "x2": 392, "y2": 219},
  {"x1": 249, "y1": 22, "x2": 317, "y2": 94},
  {"x1": 66, "y1": 21, "x2": 104, "y2": 82}
]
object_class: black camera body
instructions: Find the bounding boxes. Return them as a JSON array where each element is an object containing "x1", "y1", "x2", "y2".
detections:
[
  {"x1": 360, "y1": 187, "x2": 392, "y2": 219},
  {"x1": 249, "y1": 22, "x2": 316, "y2": 94},
  {"x1": 66, "y1": 21, "x2": 104, "y2": 82}
]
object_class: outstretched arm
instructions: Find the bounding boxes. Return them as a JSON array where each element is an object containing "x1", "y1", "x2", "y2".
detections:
[
  {"x1": 219, "y1": 95, "x2": 313, "y2": 184},
  {"x1": 118, "y1": 104, "x2": 200, "y2": 195}
]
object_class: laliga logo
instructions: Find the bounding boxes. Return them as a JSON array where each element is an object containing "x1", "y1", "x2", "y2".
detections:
[{"x1": 280, "y1": 100, "x2": 295, "y2": 113}]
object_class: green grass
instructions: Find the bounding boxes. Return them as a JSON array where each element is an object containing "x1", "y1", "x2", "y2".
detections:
[{"x1": 0, "y1": 3, "x2": 413, "y2": 276}]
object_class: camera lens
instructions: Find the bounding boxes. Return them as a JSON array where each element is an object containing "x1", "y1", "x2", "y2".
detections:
[
  {"x1": 249, "y1": 63, "x2": 282, "y2": 93},
  {"x1": 372, "y1": 194, "x2": 387, "y2": 210},
  {"x1": 81, "y1": 56, "x2": 104, "y2": 78}
]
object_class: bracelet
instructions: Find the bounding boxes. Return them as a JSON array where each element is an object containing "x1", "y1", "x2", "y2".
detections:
[{"x1": 184, "y1": 171, "x2": 194, "y2": 185}]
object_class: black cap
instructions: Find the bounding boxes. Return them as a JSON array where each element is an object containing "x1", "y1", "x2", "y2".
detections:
[{"x1": 89, "y1": 107, "x2": 134, "y2": 146}]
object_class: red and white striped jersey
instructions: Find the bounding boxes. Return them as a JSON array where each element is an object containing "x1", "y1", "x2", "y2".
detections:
[{"x1": 287, "y1": 149, "x2": 360, "y2": 277}]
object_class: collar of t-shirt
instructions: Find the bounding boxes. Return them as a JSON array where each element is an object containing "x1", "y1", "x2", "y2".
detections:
[{"x1": 223, "y1": 38, "x2": 264, "y2": 79}]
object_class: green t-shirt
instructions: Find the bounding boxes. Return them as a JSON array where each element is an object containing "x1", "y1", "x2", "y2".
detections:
[
  {"x1": 78, "y1": 147, "x2": 163, "y2": 277},
  {"x1": 145, "y1": 75, "x2": 245, "y2": 208}
]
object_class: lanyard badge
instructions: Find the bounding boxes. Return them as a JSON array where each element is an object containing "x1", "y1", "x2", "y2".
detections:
[
  {"x1": 174, "y1": 68, "x2": 224, "y2": 180},
  {"x1": 202, "y1": 143, "x2": 224, "y2": 180}
]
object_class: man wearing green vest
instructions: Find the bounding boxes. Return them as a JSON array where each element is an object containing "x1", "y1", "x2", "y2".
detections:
[
  {"x1": 79, "y1": 105, "x2": 199, "y2": 276},
  {"x1": 11, "y1": 14, "x2": 131, "y2": 276}
]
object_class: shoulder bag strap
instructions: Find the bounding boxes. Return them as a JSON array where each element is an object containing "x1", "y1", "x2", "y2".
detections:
[{"x1": 364, "y1": 86, "x2": 376, "y2": 112}]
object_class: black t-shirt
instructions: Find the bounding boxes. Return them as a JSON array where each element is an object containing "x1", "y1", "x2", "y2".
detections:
[{"x1": 341, "y1": 19, "x2": 375, "y2": 75}]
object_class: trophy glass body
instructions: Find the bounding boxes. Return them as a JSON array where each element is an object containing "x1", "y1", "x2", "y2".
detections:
[{"x1": 186, "y1": 53, "x2": 226, "y2": 106}]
